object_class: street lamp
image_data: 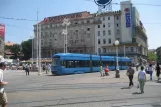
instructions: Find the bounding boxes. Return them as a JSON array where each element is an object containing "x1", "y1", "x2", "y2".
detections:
[
  {"x1": 114, "y1": 40, "x2": 120, "y2": 78},
  {"x1": 62, "y1": 18, "x2": 70, "y2": 53}
]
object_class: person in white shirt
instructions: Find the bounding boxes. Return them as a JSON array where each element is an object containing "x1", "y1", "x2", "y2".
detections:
[
  {"x1": 138, "y1": 66, "x2": 146, "y2": 94},
  {"x1": 0, "y1": 62, "x2": 8, "y2": 107}
]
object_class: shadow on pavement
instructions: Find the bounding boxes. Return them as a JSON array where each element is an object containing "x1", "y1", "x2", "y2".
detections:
[
  {"x1": 156, "y1": 81, "x2": 161, "y2": 83},
  {"x1": 132, "y1": 92, "x2": 142, "y2": 95},
  {"x1": 121, "y1": 87, "x2": 130, "y2": 89}
]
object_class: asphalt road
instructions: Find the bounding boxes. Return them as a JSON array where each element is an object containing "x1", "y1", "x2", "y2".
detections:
[{"x1": 3, "y1": 70, "x2": 161, "y2": 107}]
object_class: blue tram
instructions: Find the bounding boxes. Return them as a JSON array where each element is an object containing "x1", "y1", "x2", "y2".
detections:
[{"x1": 51, "y1": 53, "x2": 131, "y2": 75}]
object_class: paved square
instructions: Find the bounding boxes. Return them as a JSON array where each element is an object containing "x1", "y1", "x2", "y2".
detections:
[{"x1": 4, "y1": 70, "x2": 161, "y2": 107}]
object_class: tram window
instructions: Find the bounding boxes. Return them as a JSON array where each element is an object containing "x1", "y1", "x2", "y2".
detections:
[
  {"x1": 84, "y1": 60, "x2": 90, "y2": 67},
  {"x1": 66, "y1": 61, "x2": 75, "y2": 68},
  {"x1": 60, "y1": 60, "x2": 66, "y2": 68},
  {"x1": 75, "y1": 61, "x2": 80, "y2": 68},
  {"x1": 92, "y1": 61, "x2": 100, "y2": 67}
]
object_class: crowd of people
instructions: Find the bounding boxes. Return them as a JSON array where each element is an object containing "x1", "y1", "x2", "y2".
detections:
[{"x1": 99, "y1": 63, "x2": 160, "y2": 94}]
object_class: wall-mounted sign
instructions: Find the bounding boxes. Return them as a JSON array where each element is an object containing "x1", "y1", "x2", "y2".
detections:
[
  {"x1": 124, "y1": 8, "x2": 131, "y2": 28},
  {"x1": 0, "y1": 24, "x2": 5, "y2": 40}
]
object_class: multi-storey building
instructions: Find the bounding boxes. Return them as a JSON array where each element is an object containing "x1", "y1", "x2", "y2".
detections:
[
  {"x1": 33, "y1": 11, "x2": 99, "y2": 58},
  {"x1": 156, "y1": 47, "x2": 161, "y2": 64},
  {"x1": 33, "y1": 1, "x2": 148, "y2": 65},
  {"x1": 95, "y1": 1, "x2": 148, "y2": 65}
]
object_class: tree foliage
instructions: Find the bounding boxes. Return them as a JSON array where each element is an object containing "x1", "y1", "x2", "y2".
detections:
[
  {"x1": 5, "y1": 44, "x2": 21, "y2": 59},
  {"x1": 147, "y1": 52, "x2": 157, "y2": 61},
  {"x1": 21, "y1": 39, "x2": 32, "y2": 60}
]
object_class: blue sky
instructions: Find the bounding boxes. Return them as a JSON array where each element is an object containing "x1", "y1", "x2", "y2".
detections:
[{"x1": 0, "y1": 0, "x2": 161, "y2": 49}]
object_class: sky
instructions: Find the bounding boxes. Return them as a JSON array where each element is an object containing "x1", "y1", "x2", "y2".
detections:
[{"x1": 0, "y1": 0, "x2": 161, "y2": 49}]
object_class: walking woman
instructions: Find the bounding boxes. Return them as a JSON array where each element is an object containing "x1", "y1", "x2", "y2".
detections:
[
  {"x1": 148, "y1": 64, "x2": 153, "y2": 80},
  {"x1": 155, "y1": 64, "x2": 160, "y2": 81},
  {"x1": 127, "y1": 64, "x2": 135, "y2": 87},
  {"x1": 138, "y1": 66, "x2": 146, "y2": 94},
  {"x1": 100, "y1": 66, "x2": 104, "y2": 77}
]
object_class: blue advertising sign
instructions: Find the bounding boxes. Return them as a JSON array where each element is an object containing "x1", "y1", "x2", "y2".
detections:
[
  {"x1": 94, "y1": 0, "x2": 112, "y2": 6},
  {"x1": 124, "y1": 8, "x2": 131, "y2": 28}
]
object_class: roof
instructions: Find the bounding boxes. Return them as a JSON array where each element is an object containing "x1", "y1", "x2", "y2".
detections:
[
  {"x1": 5, "y1": 41, "x2": 14, "y2": 46},
  {"x1": 54, "y1": 53, "x2": 131, "y2": 60}
]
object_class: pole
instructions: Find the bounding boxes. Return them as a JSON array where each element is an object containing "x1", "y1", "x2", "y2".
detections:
[
  {"x1": 96, "y1": 37, "x2": 98, "y2": 55},
  {"x1": 38, "y1": 24, "x2": 41, "y2": 75},
  {"x1": 116, "y1": 46, "x2": 119, "y2": 70},
  {"x1": 36, "y1": 10, "x2": 39, "y2": 68},
  {"x1": 66, "y1": 25, "x2": 68, "y2": 53},
  {"x1": 124, "y1": 45, "x2": 125, "y2": 57},
  {"x1": 32, "y1": 36, "x2": 34, "y2": 64}
]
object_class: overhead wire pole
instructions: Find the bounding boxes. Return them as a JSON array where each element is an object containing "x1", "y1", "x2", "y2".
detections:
[
  {"x1": 38, "y1": 23, "x2": 41, "y2": 75},
  {"x1": 36, "y1": 10, "x2": 39, "y2": 68}
]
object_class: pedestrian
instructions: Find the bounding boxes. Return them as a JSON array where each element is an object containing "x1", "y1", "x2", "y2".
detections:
[
  {"x1": 126, "y1": 64, "x2": 135, "y2": 87},
  {"x1": 147, "y1": 64, "x2": 153, "y2": 80},
  {"x1": 25, "y1": 64, "x2": 30, "y2": 75},
  {"x1": 0, "y1": 62, "x2": 8, "y2": 107},
  {"x1": 100, "y1": 66, "x2": 104, "y2": 77},
  {"x1": 155, "y1": 63, "x2": 160, "y2": 81},
  {"x1": 138, "y1": 66, "x2": 146, "y2": 94},
  {"x1": 105, "y1": 65, "x2": 109, "y2": 76}
]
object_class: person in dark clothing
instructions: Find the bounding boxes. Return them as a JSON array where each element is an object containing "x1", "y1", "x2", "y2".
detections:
[
  {"x1": 25, "y1": 65, "x2": 30, "y2": 75},
  {"x1": 127, "y1": 65, "x2": 135, "y2": 87},
  {"x1": 155, "y1": 64, "x2": 160, "y2": 81}
]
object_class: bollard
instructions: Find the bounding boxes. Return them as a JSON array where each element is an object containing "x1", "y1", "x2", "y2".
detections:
[{"x1": 115, "y1": 69, "x2": 120, "y2": 78}]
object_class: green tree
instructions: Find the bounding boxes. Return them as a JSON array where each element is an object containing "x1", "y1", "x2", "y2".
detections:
[
  {"x1": 9, "y1": 44, "x2": 21, "y2": 59},
  {"x1": 148, "y1": 52, "x2": 157, "y2": 61},
  {"x1": 21, "y1": 39, "x2": 32, "y2": 60}
]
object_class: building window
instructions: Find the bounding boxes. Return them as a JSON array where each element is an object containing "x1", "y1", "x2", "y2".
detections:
[
  {"x1": 108, "y1": 17, "x2": 110, "y2": 20},
  {"x1": 103, "y1": 24, "x2": 105, "y2": 28},
  {"x1": 108, "y1": 30, "x2": 111, "y2": 35},
  {"x1": 117, "y1": 16, "x2": 119, "y2": 20},
  {"x1": 117, "y1": 24, "x2": 119, "y2": 27},
  {"x1": 98, "y1": 31, "x2": 100, "y2": 36},
  {"x1": 103, "y1": 39, "x2": 106, "y2": 44},
  {"x1": 103, "y1": 31, "x2": 106, "y2": 36},
  {"x1": 103, "y1": 17, "x2": 105, "y2": 21},
  {"x1": 98, "y1": 39, "x2": 100, "y2": 44},
  {"x1": 98, "y1": 25, "x2": 100, "y2": 28},
  {"x1": 87, "y1": 28, "x2": 90, "y2": 31},
  {"x1": 117, "y1": 38, "x2": 120, "y2": 41},
  {"x1": 108, "y1": 38, "x2": 111, "y2": 44},
  {"x1": 103, "y1": 48, "x2": 106, "y2": 53},
  {"x1": 131, "y1": 47, "x2": 134, "y2": 52},
  {"x1": 117, "y1": 30, "x2": 120, "y2": 35},
  {"x1": 87, "y1": 33, "x2": 90, "y2": 38},
  {"x1": 108, "y1": 23, "x2": 110, "y2": 27}
]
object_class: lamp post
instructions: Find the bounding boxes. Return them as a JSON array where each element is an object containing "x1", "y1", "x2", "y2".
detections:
[
  {"x1": 62, "y1": 18, "x2": 70, "y2": 53},
  {"x1": 114, "y1": 40, "x2": 120, "y2": 78},
  {"x1": 36, "y1": 10, "x2": 39, "y2": 68},
  {"x1": 38, "y1": 23, "x2": 42, "y2": 75},
  {"x1": 30, "y1": 36, "x2": 34, "y2": 64}
]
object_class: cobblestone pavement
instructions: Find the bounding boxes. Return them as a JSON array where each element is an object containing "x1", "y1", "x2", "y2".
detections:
[{"x1": 4, "y1": 70, "x2": 161, "y2": 107}]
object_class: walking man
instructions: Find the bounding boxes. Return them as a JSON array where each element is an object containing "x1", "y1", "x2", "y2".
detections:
[
  {"x1": 0, "y1": 62, "x2": 8, "y2": 107},
  {"x1": 127, "y1": 64, "x2": 135, "y2": 87},
  {"x1": 138, "y1": 66, "x2": 146, "y2": 94}
]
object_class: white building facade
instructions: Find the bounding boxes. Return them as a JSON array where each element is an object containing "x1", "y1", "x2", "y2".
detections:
[
  {"x1": 33, "y1": 1, "x2": 148, "y2": 65},
  {"x1": 94, "y1": 1, "x2": 148, "y2": 65}
]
